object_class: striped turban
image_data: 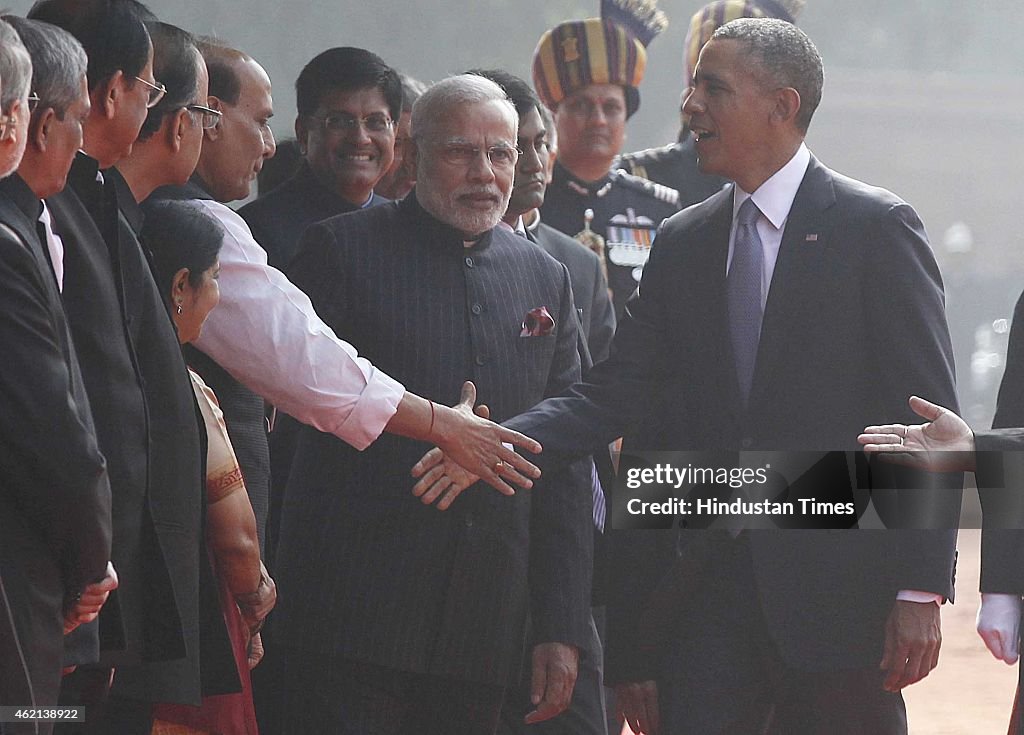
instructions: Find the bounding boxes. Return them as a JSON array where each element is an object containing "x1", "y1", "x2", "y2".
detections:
[{"x1": 684, "y1": 0, "x2": 805, "y2": 87}]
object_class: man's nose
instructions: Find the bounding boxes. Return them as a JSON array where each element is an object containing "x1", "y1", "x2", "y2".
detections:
[
  {"x1": 519, "y1": 144, "x2": 542, "y2": 175},
  {"x1": 262, "y1": 125, "x2": 277, "y2": 159},
  {"x1": 467, "y1": 150, "x2": 496, "y2": 182},
  {"x1": 681, "y1": 88, "x2": 702, "y2": 116}
]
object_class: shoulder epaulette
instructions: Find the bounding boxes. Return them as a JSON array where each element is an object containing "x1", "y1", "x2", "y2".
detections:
[{"x1": 613, "y1": 169, "x2": 681, "y2": 207}]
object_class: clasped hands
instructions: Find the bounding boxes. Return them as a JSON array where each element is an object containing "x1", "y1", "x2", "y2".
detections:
[
  {"x1": 64, "y1": 561, "x2": 118, "y2": 635},
  {"x1": 411, "y1": 381, "x2": 541, "y2": 510},
  {"x1": 235, "y1": 561, "x2": 276, "y2": 669}
]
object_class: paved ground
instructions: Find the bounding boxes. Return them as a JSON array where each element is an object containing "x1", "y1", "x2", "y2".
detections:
[
  {"x1": 622, "y1": 529, "x2": 1018, "y2": 734},
  {"x1": 905, "y1": 529, "x2": 1016, "y2": 734}
]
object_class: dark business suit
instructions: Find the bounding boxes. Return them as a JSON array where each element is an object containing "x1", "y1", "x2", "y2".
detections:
[
  {"x1": 271, "y1": 191, "x2": 593, "y2": 733},
  {"x1": 0, "y1": 572, "x2": 36, "y2": 735},
  {"x1": 528, "y1": 220, "x2": 615, "y2": 366},
  {"x1": 506, "y1": 156, "x2": 961, "y2": 733},
  {"x1": 975, "y1": 288, "x2": 1024, "y2": 733},
  {"x1": 0, "y1": 175, "x2": 111, "y2": 733}
]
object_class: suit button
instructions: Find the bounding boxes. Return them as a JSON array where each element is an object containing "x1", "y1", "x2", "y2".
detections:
[
  {"x1": 471, "y1": 303, "x2": 483, "y2": 315},
  {"x1": 475, "y1": 355, "x2": 487, "y2": 366},
  {"x1": 464, "y1": 256, "x2": 475, "y2": 268},
  {"x1": 741, "y1": 437, "x2": 753, "y2": 449},
  {"x1": 464, "y1": 513, "x2": 474, "y2": 528}
]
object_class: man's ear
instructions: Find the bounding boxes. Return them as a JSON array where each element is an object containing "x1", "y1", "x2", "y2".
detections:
[
  {"x1": 294, "y1": 115, "x2": 309, "y2": 155},
  {"x1": 168, "y1": 107, "x2": 191, "y2": 152},
  {"x1": 204, "y1": 96, "x2": 224, "y2": 141},
  {"x1": 405, "y1": 136, "x2": 420, "y2": 175},
  {"x1": 772, "y1": 87, "x2": 802, "y2": 128},
  {"x1": 93, "y1": 70, "x2": 125, "y2": 121},
  {"x1": 31, "y1": 107, "x2": 57, "y2": 153}
]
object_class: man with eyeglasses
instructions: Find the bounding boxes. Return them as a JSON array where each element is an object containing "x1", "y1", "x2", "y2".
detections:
[
  {"x1": 0, "y1": 18, "x2": 113, "y2": 734},
  {"x1": 267, "y1": 73, "x2": 591, "y2": 733},
  {"x1": 24, "y1": 4, "x2": 237, "y2": 733},
  {"x1": 533, "y1": 6, "x2": 682, "y2": 317},
  {"x1": 240, "y1": 46, "x2": 399, "y2": 270},
  {"x1": 238, "y1": 47, "x2": 400, "y2": 576}
]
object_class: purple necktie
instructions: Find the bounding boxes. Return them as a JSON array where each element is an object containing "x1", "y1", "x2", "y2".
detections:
[{"x1": 727, "y1": 198, "x2": 764, "y2": 406}]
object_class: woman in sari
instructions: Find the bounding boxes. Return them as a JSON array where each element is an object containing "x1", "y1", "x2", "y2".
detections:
[{"x1": 144, "y1": 201, "x2": 276, "y2": 735}]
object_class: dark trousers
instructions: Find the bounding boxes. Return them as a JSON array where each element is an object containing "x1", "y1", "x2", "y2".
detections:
[
  {"x1": 496, "y1": 613, "x2": 607, "y2": 735},
  {"x1": 54, "y1": 667, "x2": 152, "y2": 735},
  {"x1": 276, "y1": 653, "x2": 505, "y2": 735},
  {"x1": 658, "y1": 535, "x2": 907, "y2": 735}
]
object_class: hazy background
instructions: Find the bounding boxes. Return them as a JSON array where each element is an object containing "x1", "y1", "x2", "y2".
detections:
[{"x1": 8, "y1": 0, "x2": 1024, "y2": 431}]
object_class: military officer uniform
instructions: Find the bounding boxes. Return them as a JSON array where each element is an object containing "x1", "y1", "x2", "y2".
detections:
[
  {"x1": 541, "y1": 161, "x2": 679, "y2": 317},
  {"x1": 616, "y1": 133, "x2": 727, "y2": 210}
]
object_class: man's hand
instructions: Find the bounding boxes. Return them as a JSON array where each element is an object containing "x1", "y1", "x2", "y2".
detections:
[
  {"x1": 64, "y1": 561, "x2": 118, "y2": 634},
  {"x1": 524, "y1": 642, "x2": 579, "y2": 724},
  {"x1": 977, "y1": 593, "x2": 1022, "y2": 664},
  {"x1": 247, "y1": 632, "x2": 265, "y2": 669},
  {"x1": 880, "y1": 599, "x2": 941, "y2": 691},
  {"x1": 859, "y1": 395, "x2": 976, "y2": 472},
  {"x1": 412, "y1": 382, "x2": 542, "y2": 504},
  {"x1": 614, "y1": 680, "x2": 660, "y2": 735}
]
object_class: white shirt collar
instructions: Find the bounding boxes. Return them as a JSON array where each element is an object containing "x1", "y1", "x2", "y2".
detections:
[{"x1": 732, "y1": 143, "x2": 811, "y2": 231}]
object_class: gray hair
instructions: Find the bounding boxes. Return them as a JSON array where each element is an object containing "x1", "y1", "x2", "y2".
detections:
[
  {"x1": 713, "y1": 17, "x2": 823, "y2": 133},
  {"x1": 411, "y1": 74, "x2": 516, "y2": 143},
  {"x1": 3, "y1": 16, "x2": 87, "y2": 119},
  {"x1": 0, "y1": 19, "x2": 33, "y2": 114}
]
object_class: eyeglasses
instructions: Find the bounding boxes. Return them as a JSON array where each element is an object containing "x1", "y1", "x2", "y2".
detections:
[
  {"x1": 432, "y1": 143, "x2": 521, "y2": 170},
  {"x1": 312, "y1": 112, "x2": 393, "y2": 134},
  {"x1": 186, "y1": 103, "x2": 222, "y2": 130},
  {"x1": 27, "y1": 93, "x2": 40, "y2": 113},
  {"x1": 134, "y1": 76, "x2": 167, "y2": 108}
]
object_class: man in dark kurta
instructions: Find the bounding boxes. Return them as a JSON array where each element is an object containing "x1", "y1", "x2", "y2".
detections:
[{"x1": 272, "y1": 74, "x2": 593, "y2": 734}]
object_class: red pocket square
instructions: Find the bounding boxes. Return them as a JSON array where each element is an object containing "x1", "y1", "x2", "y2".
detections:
[{"x1": 520, "y1": 306, "x2": 555, "y2": 337}]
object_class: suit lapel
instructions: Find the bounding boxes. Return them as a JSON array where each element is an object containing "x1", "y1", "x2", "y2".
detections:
[
  {"x1": 685, "y1": 187, "x2": 744, "y2": 423},
  {"x1": 751, "y1": 156, "x2": 837, "y2": 406}
]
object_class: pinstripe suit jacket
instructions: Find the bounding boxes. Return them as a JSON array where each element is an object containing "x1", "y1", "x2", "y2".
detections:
[{"x1": 274, "y1": 191, "x2": 593, "y2": 686}]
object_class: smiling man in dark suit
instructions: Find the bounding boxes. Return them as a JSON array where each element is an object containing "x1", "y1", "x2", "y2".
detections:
[
  {"x1": 272, "y1": 73, "x2": 592, "y2": 734},
  {"x1": 417, "y1": 18, "x2": 961, "y2": 735}
]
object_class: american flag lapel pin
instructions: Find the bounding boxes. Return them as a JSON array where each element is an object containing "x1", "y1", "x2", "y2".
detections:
[{"x1": 805, "y1": 233, "x2": 819, "y2": 242}]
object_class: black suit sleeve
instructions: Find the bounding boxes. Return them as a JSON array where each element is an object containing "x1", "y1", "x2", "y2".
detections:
[
  {"x1": 0, "y1": 237, "x2": 110, "y2": 596},
  {"x1": 862, "y1": 202, "x2": 960, "y2": 596},
  {"x1": 975, "y1": 290, "x2": 1024, "y2": 594},
  {"x1": 586, "y1": 251, "x2": 616, "y2": 366},
  {"x1": 504, "y1": 222, "x2": 675, "y2": 458},
  {"x1": 529, "y1": 264, "x2": 593, "y2": 649}
]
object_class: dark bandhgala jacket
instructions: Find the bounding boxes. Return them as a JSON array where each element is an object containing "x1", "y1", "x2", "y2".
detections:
[{"x1": 274, "y1": 191, "x2": 593, "y2": 687}]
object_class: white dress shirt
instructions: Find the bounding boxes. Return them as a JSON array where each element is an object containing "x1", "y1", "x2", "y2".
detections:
[
  {"x1": 189, "y1": 199, "x2": 405, "y2": 451},
  {"x1": 726, "y1": 142, "x2": 810, "y2": 307},
  {"x1": 727, "y1": 144, "x2": 941, "y2": 606},
  {"x1": 38, "y1": 201, "x2": 64, "y2": 292}
]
